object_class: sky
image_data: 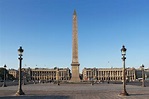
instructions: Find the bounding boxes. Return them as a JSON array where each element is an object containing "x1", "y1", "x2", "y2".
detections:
[{"x1": 0, "y1": 0, "x2": 149, "y2": 71}]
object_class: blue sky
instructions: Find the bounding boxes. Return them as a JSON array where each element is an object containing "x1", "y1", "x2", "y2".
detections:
[{"x1": 0, "y1": 0, "x2": 149, "y2": 71}]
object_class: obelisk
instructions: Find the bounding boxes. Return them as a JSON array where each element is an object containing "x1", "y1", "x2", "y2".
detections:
[{"x1": 71, "y1": 10, "x2": 80, "y2": 82}]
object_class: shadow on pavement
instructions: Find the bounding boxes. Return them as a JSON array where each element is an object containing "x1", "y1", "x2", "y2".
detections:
[
  {"x1": 129, "y1": 94, "x2": 149, "y2": 96},
  {"x1": 127, "y1": 81, "x2": 149, "y2": 87},
  {"x1": 0, "y1": 95, "x2": 70, "y2": 99}
]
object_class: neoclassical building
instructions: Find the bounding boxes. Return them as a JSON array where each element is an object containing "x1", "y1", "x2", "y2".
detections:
[
  {"x1": 21, "y1": 67, "x2": 71, "y2": 82},
  {"x1": 8, "y1": 67, "x2": 149, "y2": 82},
  {"x1": 82, "y1": 67, "x2": 136, "y2": 82},
  {"x1": 8, "y1": 69, "x2": 19, "y2": 79}
]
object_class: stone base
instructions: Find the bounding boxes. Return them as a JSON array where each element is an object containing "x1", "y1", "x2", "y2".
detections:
[
  {"x1": 2, "y1": 84, "x2": 7, "y2": 87},
  {"x1": 142, "y1": 85, "x2": 146, "y2": 87},
  {"x1": 119, "y1": 92, "x2": 129, "y2": 96},
  {"x1": 15, "y1": 89, "x2": 25, "y2": 96},
  {"x1": 70, "y1": 77, "x2": 80, "y2": 82},
  {"x1": 71, "y1": 63, "x2": 80, "y2": 82}
]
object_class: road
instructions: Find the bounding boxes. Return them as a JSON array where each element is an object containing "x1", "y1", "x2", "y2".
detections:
[{"x1": 0, "y1": 82, "x2": 149, "y2": 99}]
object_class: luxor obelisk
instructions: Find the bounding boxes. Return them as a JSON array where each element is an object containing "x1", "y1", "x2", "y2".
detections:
[{"x1": 71, "y1": 10, "x2": 80, "y2": 82}]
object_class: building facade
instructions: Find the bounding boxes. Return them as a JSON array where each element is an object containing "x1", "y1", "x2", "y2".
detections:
[
  {"x1": 8, "y1": 69, "x2": 19, "y2": 79},
  {"x1": 22, "y1": 67, "x2": 71, "y2": 82},
  {"x1": 82, "y1": 67, "x2": 136, "y2": 82},
  {"x1": 135, "y1": 67, "x2": 149, "y2": 80},
  {"x1": 9, "y1": 66, "x2": 147, "y2": 82}
]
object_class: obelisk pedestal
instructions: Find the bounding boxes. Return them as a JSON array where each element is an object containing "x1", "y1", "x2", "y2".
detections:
[{"x1": 71, "y1": 63, "x2": 80, "y2": 82}]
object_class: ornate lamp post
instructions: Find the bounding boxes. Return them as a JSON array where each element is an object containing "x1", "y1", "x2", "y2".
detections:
[
  {"x1": 119, "y1": 45, "x2": 129, "y2": 96},
  {"x1": 2, "y1": 64, "x2": 7, "y2": 87},
  {"x1": 15, "y1": 46, "x2": 25, "y2": 95},
  {"x1": 34, "y1": 72, "x2": 36, "y2": 84},
  {"x1": 23, "y1": 72, "x2": 26, "y2": 85},
  {"x1": 57, "y1": 69, "x2": 60, "y2": 86},
  {"x1": 114, "y1": 71, "x2": 116, "y2": 84},
  {"x1": 41, "y1": 73, "x2": 44, "y2": 83},
  {"x1": 140, "y1": 64, "x2": 145, "y2": 87},
  {"x1": 90, "y1": 74, "x2": 92, "y2": 85},
  {"x1": 107, "y1": 72, "x2": 109, "y2": 84}
]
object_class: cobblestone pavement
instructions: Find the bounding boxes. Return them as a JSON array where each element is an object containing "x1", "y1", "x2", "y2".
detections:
[{"x1": 0, "y1": 83, "x2": 149, "y2": 99}]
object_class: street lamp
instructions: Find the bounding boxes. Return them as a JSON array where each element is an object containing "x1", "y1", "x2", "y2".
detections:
[
  {"x1": 119, "y1": 45, "x2": 129, "y2": 96},
  {"x1": 114, "y1": 71, "x2": 116, "y2": 84},
  {"x1": 15, "y1": 46, "x2": 25, "y2": 95},
  {"x1": 2, "y1": 64, "x2": 7, "y2": 87},
  {"x1": 107, "y1": 72, "x2": 109, "y2": 84},
  {"x1": 34, "y1": 72, "x2": 36, "y2": 84},
  {"x1": 57, "y1": 70, "x2": 60, "y2": 86},
  {"x1": 140, "y1": 64, "x2": 145, "y2": 87},
  {"x1": 23, "y1": 72, "x2": 26, "y2": 85}
]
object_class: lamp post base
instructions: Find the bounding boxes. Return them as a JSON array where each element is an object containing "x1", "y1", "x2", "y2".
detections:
[
  {"x1": 15, "y1": 90, "x2": 25, "y2": 96},
  {"x1": 142, "y1": 85, "x2": 146, "y2": 87},
  {"x1": 2, "y1": 84, "x2": 7, "y2": 87},
  {"x1": 119, "y1": 91, "x2": 129, "y2": 96},
  {"x1": 91, "y1": 81, "x2": 94, "y2": 86},
  {"x1": 57, "y1": 81, "x2": 60, "y2": 86}
]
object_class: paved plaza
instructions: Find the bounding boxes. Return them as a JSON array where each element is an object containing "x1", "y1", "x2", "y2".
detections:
[{"x1": 0, "y1": 83, "x2": 149, "y2": 99}]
